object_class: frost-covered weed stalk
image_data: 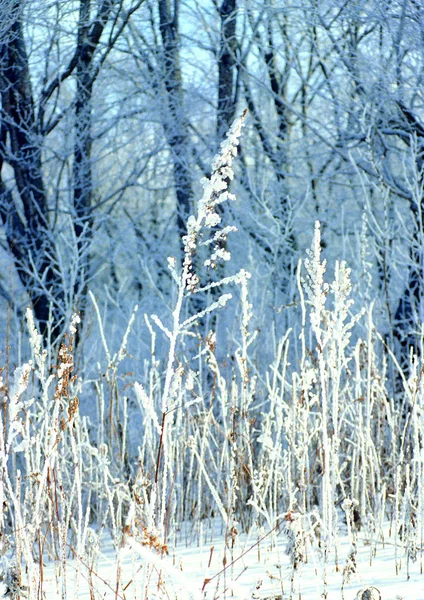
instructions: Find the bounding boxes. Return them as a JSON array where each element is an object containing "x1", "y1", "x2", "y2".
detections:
[{"x1": 141, "y1": 109, "x2": 249, "y2": 523}]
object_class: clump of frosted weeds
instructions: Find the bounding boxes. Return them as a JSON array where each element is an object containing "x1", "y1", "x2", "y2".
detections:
[
  {"x1": 143, "y1": 110, "x2": 251, "y2": 550},
  {"x1": 0, "y1": 558, "x2": 28, "y2": 600},
  {"x1": 283, "y1": 511, "x2": 305, "y2": 569},
  {"x1": 0, "y1": 310, "x2": 94, "y2": 599},
  {"x1": 300, "y1": 221, "x2": 365, "y2": 598}
]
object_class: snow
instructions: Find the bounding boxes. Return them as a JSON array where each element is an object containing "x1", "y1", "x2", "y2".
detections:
[{"x1": 8, "y1": 521, "x2": 422, "y2": 600}]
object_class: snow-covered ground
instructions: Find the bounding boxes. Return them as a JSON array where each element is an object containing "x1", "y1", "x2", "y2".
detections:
[{"x1": 8, "y1": 521, "x2": 421, "y2": 600}]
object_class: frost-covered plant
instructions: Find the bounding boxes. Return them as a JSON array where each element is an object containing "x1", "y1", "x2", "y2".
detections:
[
  {"x1": 144, "y1": 110, "x2": 249, "y2": 535},
  {"x1": 302, "y1": 222, "x2": 360, "y2": 539},
  {"x1": 4, "y1": 107, "x2": 424, "y2": 600},
  {"x1": 0, "y1": 310, "x2": 102, "y2": 598}
]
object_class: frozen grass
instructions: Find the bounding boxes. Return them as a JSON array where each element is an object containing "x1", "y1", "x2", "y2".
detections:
[{"x1": 1, "y1": 111, "x2": 424, "y2": 599}]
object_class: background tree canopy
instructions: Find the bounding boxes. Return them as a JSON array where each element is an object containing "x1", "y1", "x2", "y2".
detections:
[{"x1": 1, "y1": 0, "x2": 424, "y2": 366}]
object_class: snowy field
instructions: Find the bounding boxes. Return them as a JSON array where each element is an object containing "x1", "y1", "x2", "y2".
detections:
[{"x1": 3, "y1": 521, "x2": 422, "y2": 600}]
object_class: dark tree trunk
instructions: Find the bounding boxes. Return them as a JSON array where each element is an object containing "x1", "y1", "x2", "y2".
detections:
[
  {"x1": 392, "y1": 103, "x2": 424, "y2": 368},
  {"x1": 0, "y1": 11, "x2": 64, "y2": 341},
  {"x1": 394, "y1": 216, "x2": 424, "y2": 367},
  {"x1": 72, "y1": 0, "x2": 96, "y2": 328},
  {"x1": 158, "y1": 0, "x2": 192, "y2": 238},
  {"x1": 217, "y1": 0, "x2": 237, "y2": 138}
]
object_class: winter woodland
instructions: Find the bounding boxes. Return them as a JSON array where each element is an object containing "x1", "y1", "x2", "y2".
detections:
[{"x1": 1, "y1": 1, "x2": 424, "y2": 598}]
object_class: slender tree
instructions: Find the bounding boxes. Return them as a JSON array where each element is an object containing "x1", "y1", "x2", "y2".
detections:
[
  {"x1": 157, "y1": 0, "x2": 192, "y2": 238},
  {"x1": 217, "y1": 0, "x2": 238, "y2": 137}
]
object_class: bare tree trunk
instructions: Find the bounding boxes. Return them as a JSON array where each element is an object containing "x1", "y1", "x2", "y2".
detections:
[
  {"x1": 158, "y1": 0, "x2": 192, "y2": 238},
  {"x1": 394, "y1": 253, "x2": 422, "y2": 359},
  {"x1": 0, "y1": 9, "x2": 64, "y2": 340},
  {"x1": 393, "y1": 186, "x2": 424, "y2": 366},
  {"x1": 217, "y1": 0, "x2": 237, "y2": 137},
  {"x1": 73, "y1": 0, "x2": 94, "y2": 329},
  {"x1": 72, "y1": 0, "x2": 118, "y2": 326}
]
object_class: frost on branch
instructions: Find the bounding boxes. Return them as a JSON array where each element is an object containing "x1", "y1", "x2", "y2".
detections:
[
  {"x1": 303, "y1": 221, "x2": 328, "y2": 345},
  {"x1": 180, "y1": 109, "x2": 248, "y2": 292}
]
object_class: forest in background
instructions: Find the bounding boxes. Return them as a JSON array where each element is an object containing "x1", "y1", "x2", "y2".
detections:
[
  {"x1": 2, "y1": 0, "x2": 424, "y2": 356},
  {"x1": 1, "y1": 1, "x2": 424, "y2": 598}
]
